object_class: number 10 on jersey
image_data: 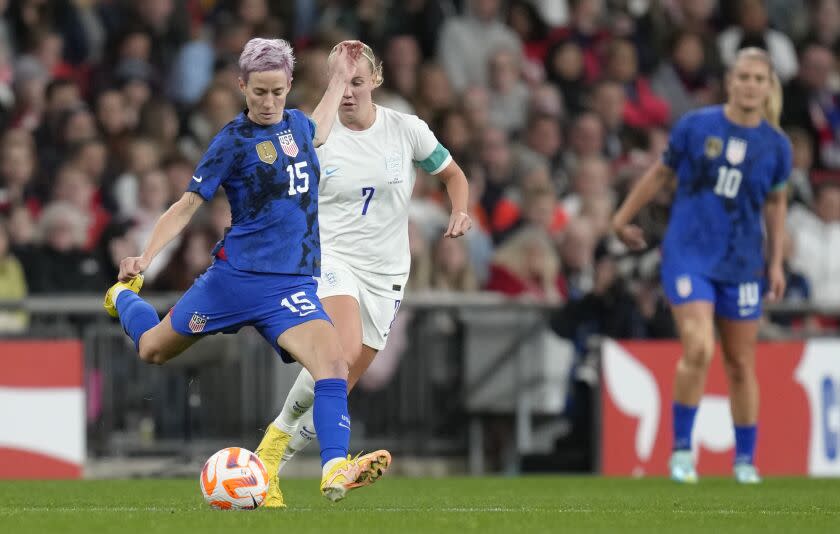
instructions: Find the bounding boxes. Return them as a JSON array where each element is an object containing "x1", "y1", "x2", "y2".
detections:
[{"x1": 714, "y1": 166, "x2": 742, "y2": 198}]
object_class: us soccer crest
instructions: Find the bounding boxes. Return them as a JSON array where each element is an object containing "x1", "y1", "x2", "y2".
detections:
[
  {"x1": 704, "y1": 136, "x2": 723, "y2": 159},
  {"x1": 725, "y1": 137, "x2": 747, "y2": 165},
  {"x1": 188, "y1": 312, "x2": 208, "y2": 333},
  {"x1": 255, "y1": 140, "x2": 277, "y2": 164},
  {"x1": 676, "y1": 275, "x2": 693, "y2": 298},
  {"x1": 278, "y1": 130, "x2": 299, "y2": 157}
]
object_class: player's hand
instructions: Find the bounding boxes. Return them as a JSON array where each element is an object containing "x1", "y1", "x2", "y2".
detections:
[
  {"x1": 445, "y1": 210, "x2": 472, "y2": 238},
  {"x1": 614, "y1": 224, "x2": 647, "y2": 250},
  {"x1": 766, "y1": 263, "x2": 786, "y2": 302},
  {"x1": 329, "y1": 41, "x2": 362, "y2": 84},
  {"x1": 118, "y1": 256, "x2": 149, "y2": 282}
]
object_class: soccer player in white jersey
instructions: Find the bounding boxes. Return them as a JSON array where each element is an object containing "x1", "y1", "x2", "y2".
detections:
[{"x1": 255, "y1": 41, "x2": 471, "y2": 507}]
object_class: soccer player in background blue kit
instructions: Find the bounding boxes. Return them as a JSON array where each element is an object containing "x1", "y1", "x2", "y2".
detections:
[
  {"x1": 102, "y1": 38, "x2": 389, "y2": 502},
  {"x1": 612, "y1": 48, "x2": 791, "y2": 484}
]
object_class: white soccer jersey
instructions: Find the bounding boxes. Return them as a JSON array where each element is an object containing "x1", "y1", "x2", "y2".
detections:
[{"x1": 317, "y1": 105, "x2": 452, "y2": 278}]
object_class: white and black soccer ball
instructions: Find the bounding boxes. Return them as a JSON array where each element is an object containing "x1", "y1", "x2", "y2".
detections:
[{"x1": 199, "y1": 447, "x2": 269, "y2": 510}]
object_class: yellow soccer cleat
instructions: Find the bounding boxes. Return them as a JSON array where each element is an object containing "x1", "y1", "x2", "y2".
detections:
[
  {"x1": 103, "y1": 275, "x2": 144, "y2": 318},
  {"x1": 255, "y1": 424, "x2": 292, "y2": 508},
  {"x1": 320, "y1": 450, "x2": 392, "y2": 502}
]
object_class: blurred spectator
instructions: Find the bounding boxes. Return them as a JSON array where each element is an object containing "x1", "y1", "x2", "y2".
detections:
[
  {"x1": 717, "y1": 0, "x2": 798, "y2": 82},
  {"x1": 559, "y1": 216, "x2": 597, "y2": 299},
  {"x1": 544, "y1": 39, "x2": 587, "y2": 115},
  {"x1": 385, "y1": 0, "x2": 449, "y2": 60},
  {"x1": 781, "y1": 44, "x2": 840, "y2": 170},
  {"x1": 551, "y1": 243, "x2": 646, "y2": 350},
  {"x1": 97, "y1": 219, "x2": 138, "y2": 284},
  {"x1": 414, "y1": 62, "x2": 456, "y2": 124},
  {"x1": 461, "y1": 85, "x2": 491, "y2": 132},
  {"x1": 52, "y1": 163, "x2": 110, "y2": 251},
  {"x1": 0, "y1": 217, "x2": 28, "y2": 333},
  {"x1": 604, "y1": 39, "x2": 670, "y2": 129},
  {"x1": 0, "y1": 129, "x2": 38, "y2": 215},
  {"x1": 651, "y1": 31, "x2": 719, "y2": 122},
  {"x1": 150, "y1": 225, "x2": 216, "y2": 292},
  {"x1": 131, "y1": 169, "x2": 176, "y2": 282},
  {"x1": 183, "y1": 84, "x2": 240, "y2": 159},
  {"x1": 562, "y1": 156, "x2": 612, "y2": 217},
  {"x1": 788, "y1": 182, "x2": 840, "y2": 305},
  {"x1": 111, "y1": 137, "x2": 162, "y2": 217},
  {"x1": 486, "y1": 48, "x2": 529, "y2": 133},
  {"x1": 485, "y1": 226, "x2": 565, "y2": 303},
  {"x1": 25, "y1": 201, "x2": 105, "y2": 293},
  {"x1": 563, "y1": 112, "x2": 606, "y2": 171},
  {"x1": 94, "y1": 88, "x2": 131, "y2": 156},
  {"x1": 492, "y1": 166, "x2": 569, "y2": 241},
  {"x1": 548, "y1": 0, "x2": 610, "y2": 82},
  {"x1": 591, "y1": 80, "x2": 634, "y2": 160},
  {"x1": 807, "y1": 0, "x2": 840, "y2": 55},
  {"x1": 437, "y1": 0, "x2": 521, "y2": 92},
  {"x1": 435, "y1": 109, "x2": 472, "y2": 165},
  {"x1": 430, "y1": 234, "x2": 479, "y2": 291},
  {"x1": 507, "y1": 0, "x2": 551, "y2": 80},
  {"x1": 380, "y1": 35, "x2": 421, "y2": 108},
  {"x1": 162, "y1": 155, "x2": 195, "y2": 206},
  {"x1": 137, "y1": 98, "x2": 181, "y2": 160},
  {"x1": 521, "y1": 112, "x2": 565, "y2": 182},
  {"x1": 405, "y1": 218, "x2": 432, "y2": 292},
  {"x1": 786, "y1": 128, "x2": 815, "y2": 207}
]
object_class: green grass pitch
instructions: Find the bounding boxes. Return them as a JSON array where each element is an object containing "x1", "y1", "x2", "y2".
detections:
[{"x1": 1, "y1": 477, "x2": 838, "y2": 533}]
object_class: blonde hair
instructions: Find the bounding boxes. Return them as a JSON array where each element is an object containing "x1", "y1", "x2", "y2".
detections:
[
  {"x1": 731, "y1": 47, "x2": 783, "y2": 129},
  {"x1": 492, "y1": 227, "x2": 560, "y2": 294},
  {"x1": 329, "y1": 41, "x2": 384, "y2": 88}
]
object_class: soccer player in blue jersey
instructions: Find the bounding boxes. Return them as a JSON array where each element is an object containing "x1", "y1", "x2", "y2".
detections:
[
  {"x1": 102, "y1": 38, "x2": 389, "y2": 502},
  {"x1": 612, "y1": 48, "x2": 791, "y2": 484}
]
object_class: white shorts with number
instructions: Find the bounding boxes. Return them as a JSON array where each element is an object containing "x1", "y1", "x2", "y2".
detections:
[{"x1": 315, "y1": 254, "x2": 406, "y2": 351}]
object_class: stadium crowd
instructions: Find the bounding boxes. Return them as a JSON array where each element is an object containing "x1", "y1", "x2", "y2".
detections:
[{"x1": 0, "y1": 0, "x2": 839, "y2": 340}]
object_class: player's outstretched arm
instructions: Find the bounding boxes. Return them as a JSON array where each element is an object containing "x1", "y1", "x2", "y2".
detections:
[
  {"x1": 612, "y1": 160, "x2": 675, "y2": 250},
  {"x1": 436, "y1": 160, "x2": 472, "y2": 238},
  {"x1": 310, "y1": 41, "x2": 361, "y2": 147},
  {"x1": 117, "y1": 192, "x2": 205, "y2": 281},
  {"x1": 764, "y1": 188, "x2": 787, "y2": 301}
]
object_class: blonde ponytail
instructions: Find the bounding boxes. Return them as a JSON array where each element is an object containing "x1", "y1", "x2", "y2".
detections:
[{"x1": 764, "y1": 71, "x2": 783, "y2": 129}]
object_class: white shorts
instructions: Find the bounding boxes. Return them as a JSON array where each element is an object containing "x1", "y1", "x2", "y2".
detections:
[{"x1": 316, "y1": 255, "x2": 406, "y2": 351}]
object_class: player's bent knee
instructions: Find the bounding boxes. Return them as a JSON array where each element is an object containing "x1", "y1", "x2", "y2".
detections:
[
  {"x1": 723, "y1": 355, "x2": 753, "y2": 384},
  {"x1": 681, "y1": 338, "x2": 714, "y2": 371}
]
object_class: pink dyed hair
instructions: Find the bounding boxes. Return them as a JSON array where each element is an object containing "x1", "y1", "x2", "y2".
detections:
[{"x1": 238, "y1": 38, "x2": 295, "y2": 82}]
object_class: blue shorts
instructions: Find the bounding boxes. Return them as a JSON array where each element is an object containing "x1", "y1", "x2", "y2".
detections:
[
  {"x1": 661, "y1": 269, "x2": 764, "y2": 321},
  {"x1": 170, "y1": 259, "x2": 330, "y2": 363}
]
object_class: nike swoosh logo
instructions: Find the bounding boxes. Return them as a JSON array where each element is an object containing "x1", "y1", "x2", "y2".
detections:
[
  {"x1": 739, "y1": 308, "x2": 756, "y2": 317},
  {"x1": 299, "y1": 310, "x2": 317, "y2": 317},
  {"x1": 192, "y1": 175, "x2": 203, "y2": 183},
  {"x1": 324, "y1": 167, "x2": 338, "y2": 176},
  {"x1": 338, "y1": 422, "x2": 351, "y2": 430}
]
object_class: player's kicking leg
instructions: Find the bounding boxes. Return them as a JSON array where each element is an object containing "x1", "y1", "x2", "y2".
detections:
[{"x1": 104, "y1": 277, "x2": 196, "y2": 364}]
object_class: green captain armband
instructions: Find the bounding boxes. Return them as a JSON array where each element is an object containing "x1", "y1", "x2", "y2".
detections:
[
  {"x1": 416, "y1": 143, "x2": 452, "y2": 174},
  {"x1": 771, "y1": 181, "x2": 788, "y2": 193}
]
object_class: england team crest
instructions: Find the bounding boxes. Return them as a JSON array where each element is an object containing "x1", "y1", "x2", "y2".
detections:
[
  {"x1": 188, "y1": 312, "x2": 208, "y2": 333},
  {"x1": 725, "y1": 137, "x2": 747, "y2": 165},
  {"x1": 278, "y1": 131, "x2": 299, "y2": 157}
]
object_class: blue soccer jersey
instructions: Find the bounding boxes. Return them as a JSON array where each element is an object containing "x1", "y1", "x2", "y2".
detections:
[
  {"x1": 188, "y1": 109, "x2": 321, "y2": 276},
  {"x1": 661, "y1": 106, "x2": 792, "y2": 283}
]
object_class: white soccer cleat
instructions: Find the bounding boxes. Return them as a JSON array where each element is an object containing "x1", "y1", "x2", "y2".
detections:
[
  {"x1": 734, "y1": 462, "x2": 762, "y2": 484},
  {"x1": 669, "y1": 450, "x2": 699, "y2": 484}
]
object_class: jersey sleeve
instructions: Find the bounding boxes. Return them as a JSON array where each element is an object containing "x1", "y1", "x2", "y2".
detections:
[
  {"x1": 772, "y1": 136, "x2": 793, "y2": 191},
  {"x1": 408, "y1": 115, "x2": 452, "y2": 175},
  {"x1": 187, "y1": 132, "x2": 236, "y2": 200},
  {"x1": 662, "y1": 114, "x2": 692, "y2": 171}
]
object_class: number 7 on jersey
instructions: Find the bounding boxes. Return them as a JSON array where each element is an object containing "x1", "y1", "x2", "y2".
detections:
[{"x1": 361, "y1": 186, "x2": 375, "y2": 215}]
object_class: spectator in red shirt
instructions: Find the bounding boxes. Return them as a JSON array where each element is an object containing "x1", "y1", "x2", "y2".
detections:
[{"x1": 604, "y1": 39, "x2": 670, "y2": 129}]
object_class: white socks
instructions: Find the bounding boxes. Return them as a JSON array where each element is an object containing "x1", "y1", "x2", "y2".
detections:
[{"x1": 272, "y1": 368, "x2": 319, "y2": 471}]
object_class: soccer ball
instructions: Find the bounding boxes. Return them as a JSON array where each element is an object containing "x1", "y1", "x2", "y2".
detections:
[{"x1": 199, "y1": 447, "x2": 269, "y2": 510}]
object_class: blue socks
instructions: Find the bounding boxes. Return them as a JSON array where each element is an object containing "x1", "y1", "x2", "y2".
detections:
[
  {"x1": 116, "y1": 290, "x2": 160, "y2": 351},
  {"x1": 734, "y1": 424, "x2": 757, "y2": 465},
  {"x1": 672, "y1": 402, "x2": 698, "y2": 451},
  {"x1": 313, "y1": 378, "x2": 350, "y2": 466}
]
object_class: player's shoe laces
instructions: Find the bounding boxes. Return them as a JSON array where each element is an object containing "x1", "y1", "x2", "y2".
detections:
[
  {"x1": 103, "y1": 275, "x2": 144, "y2": 318},
  {"x1": 733, "y1": 462, "x2": 762, "y2": 484},
  {"x1": 320, "y1": 450, "x2": 392, "y2": 502},
  {"x1": 254, "y1": 425, "x2": 292, "y2": 508},
  {"x1": 669, "y1": 450, "x2": 699, "y2": 484}
]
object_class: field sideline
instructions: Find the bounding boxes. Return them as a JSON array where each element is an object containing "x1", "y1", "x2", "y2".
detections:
[{"x1": 1, "y1": 477, "x2": 838, "y2": 533}]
